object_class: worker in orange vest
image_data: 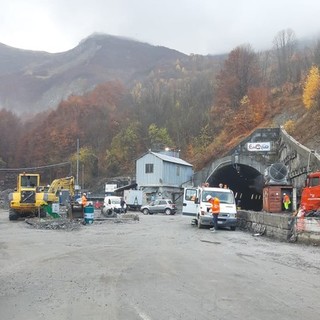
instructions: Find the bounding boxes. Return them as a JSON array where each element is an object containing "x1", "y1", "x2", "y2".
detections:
[
  {"x1": 81, "y1": 192, "x2": 88, "y2": 207},
  {"x1": 206, "y1": 195, "x2": 220, "y2": 232}
]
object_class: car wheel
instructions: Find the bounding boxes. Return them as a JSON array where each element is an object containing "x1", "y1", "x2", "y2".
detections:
[
  {"x1": 143, "y1": 208, "x2": 149, "y2": 215},
  {"x1": 165, "y1": 208, "x2": 171, "y2": 215},
  {"x1": 230, "y1": 226, "x2": 236, "y2": 231}
]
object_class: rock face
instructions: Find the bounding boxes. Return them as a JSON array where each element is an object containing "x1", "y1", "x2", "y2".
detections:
[{"x1": 0, "y1": 34, "x2": 186, "y2": 115}]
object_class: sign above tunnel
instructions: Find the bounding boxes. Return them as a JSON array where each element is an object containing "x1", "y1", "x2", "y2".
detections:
[{"x1": 247, "y1": 142, "x2": 271, "y2": 151}]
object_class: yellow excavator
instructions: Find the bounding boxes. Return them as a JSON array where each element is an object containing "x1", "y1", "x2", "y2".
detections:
[
  {"x1": 43, "y1": 176, "x2": 78, "y2": 218},
  {"x1": 9, "y1": 174, "x2": 77, "y2": 220},
  {"x1": 43, "y1": 176, "x2": 75, "y2": 203}
]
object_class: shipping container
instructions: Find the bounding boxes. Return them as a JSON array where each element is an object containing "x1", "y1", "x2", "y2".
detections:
[{"x1": 263, "y1": 185, "x2": 293, "y2": 213}]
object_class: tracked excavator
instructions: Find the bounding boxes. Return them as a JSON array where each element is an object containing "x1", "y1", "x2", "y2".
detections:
[
  {"x1": 43, "y1": 175, "x2": 83, "y2": 218},
  {"x1": 44, "y1": 176, "x2": 75, "y2": 203}
]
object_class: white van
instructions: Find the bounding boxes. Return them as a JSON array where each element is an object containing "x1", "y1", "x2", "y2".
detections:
[
  {"x1": 101, "y1": 196, "x2": 126, "y2": 215},
  {"x1": 182, "y1": 186, "x2": 237, "y2": 230}
]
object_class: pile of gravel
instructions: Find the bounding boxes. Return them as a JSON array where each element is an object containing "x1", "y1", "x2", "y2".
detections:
[{"x1": 25, "y1": 218, "x2": 83, "y2": 231}]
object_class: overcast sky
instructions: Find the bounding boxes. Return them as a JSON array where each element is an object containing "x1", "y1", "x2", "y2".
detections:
[{"x1": 0, "y1": 0, "x2": 319, "y2": 55}]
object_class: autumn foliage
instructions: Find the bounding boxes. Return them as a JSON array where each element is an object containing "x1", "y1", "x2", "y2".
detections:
[
  {"x1": 1, "y1": 28, "x2": 320, "y2": 185},
  {"x1": 303, "y1": 65, "x2": 320, "y2": 109}
]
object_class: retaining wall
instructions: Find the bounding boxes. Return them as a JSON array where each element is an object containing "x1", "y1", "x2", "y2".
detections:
[{"x1": 237, "y1": 210, "x2": 320, "y2": 245}]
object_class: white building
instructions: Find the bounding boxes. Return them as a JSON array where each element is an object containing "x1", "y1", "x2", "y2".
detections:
[{"x1": 136, "y1": 151, "x2": 193, "y2": 204}]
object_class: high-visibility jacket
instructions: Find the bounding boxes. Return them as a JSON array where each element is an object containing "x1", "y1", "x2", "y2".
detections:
[
  {"x1": 209, "y1": 197, "x2": 220, "y2": 215},
  {"x1": 283, "y1": 194, "x2": 291, "y2": 210},
  {"x1": 82, "y1": 195, "x2": 87, "y2": 207},
  {"x1": 283, "y1": 194, "x2": 290, "y2": 204}
]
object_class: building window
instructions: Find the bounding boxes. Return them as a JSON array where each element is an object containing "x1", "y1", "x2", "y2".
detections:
[
  {"x1": 176, "y1": 165, "x2": 180, "y2": 176},
  {"x1": 145, "y1": 163, "x2": 154, "y2": 173}
]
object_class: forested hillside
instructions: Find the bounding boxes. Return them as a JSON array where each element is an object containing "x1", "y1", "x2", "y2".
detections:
[
  {"x1": 1, "y1": 29, "x2": 320, "y2": 188},
  {"x1": 0, "y1": 34, "x2": 190, "y2": 114}
]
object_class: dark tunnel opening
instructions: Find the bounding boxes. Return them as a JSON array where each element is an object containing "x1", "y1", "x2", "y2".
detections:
[{"x1": 207, "y1": 164, "x2": 264, "y2": 211}]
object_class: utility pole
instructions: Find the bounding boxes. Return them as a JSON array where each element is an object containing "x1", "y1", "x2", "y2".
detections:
[
  {"x1": 82, "y1": 164, "x2": 84, "y2": 191},
  {"x1": 76, "y1": 139, "x2": 79, "y2": 188}
]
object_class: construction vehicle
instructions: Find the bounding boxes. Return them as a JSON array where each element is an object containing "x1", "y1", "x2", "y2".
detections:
[
  {"x1": 44, "y1": 176, "x2": 75, "y2": 204},
  {"x1": 8, "y1": 173, "x2": 47, "y2": 220},
  {"x1": 43, "y1": 176, "x2": 84, "y2": 218},
  {"x1": 9, "y1": 174, "x2": 80, "y2": 220},
  {"x1": 300, "y1": 171, "x2": 320, "y2": 211}
]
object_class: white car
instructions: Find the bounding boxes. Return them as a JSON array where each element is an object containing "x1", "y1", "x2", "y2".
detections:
[{"x1": 101, "y1": 196, "x2": 127, "y2": 216}]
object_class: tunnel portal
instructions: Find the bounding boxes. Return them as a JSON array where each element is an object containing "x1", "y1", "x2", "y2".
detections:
[{"x1": 207, "y1": 164, "x2": 264, "y2": 211}]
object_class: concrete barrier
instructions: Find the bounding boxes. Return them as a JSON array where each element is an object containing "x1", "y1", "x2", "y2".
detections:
[{"x1": 237, "y1": 210, "x2": 320, "y2": 245}]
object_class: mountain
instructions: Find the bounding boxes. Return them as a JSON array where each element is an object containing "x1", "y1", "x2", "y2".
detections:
[
  {"x1": 1, "y1": 31, "x2": 320, "y2": 190},
  {"x1": 0, "y1": 34, "x2": 188, "y2": 115}
]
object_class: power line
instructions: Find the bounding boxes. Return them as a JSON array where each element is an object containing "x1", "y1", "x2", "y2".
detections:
[{"x1": 0, "y1": 162, "x2": 71, "y2": 172}]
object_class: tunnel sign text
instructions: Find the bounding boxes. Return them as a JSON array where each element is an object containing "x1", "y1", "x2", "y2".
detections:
[{"x1": 247, "y1": 142, "x2": 271, "y2": 151}]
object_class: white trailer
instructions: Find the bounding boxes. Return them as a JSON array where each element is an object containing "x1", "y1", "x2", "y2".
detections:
[{"x1": 123, "y1": 189, "x2": 143, "y2": 211}]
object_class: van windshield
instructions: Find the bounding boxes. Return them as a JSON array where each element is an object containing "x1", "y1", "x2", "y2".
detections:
[{"x1": 202, "y1": 191, "x2": 235, "y2": 204}]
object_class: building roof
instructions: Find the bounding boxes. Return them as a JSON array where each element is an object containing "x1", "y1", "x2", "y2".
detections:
[
  {"x1": 150, "y1": 151, "x2": 193, "y2": 167},
  {"x1": 114, "y1": 183, "x2": 137, "y2": 192}
]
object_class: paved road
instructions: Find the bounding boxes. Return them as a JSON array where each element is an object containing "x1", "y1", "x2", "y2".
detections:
[{"x1": 0, "y1": 209, "x2": 319, "y2": 320}]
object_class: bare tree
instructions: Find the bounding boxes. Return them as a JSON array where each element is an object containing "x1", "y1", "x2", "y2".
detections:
[
  {"x1": 216, "y1": 44, "x2": 261, "y2": 109},
  {"x1": 272, "y1": 29, "x2": 297, "y2": 84},
  {"x1": 257, "y1": 50, "x2": 272, "y2": 85},
  {"x1": 312, "y1": 39, "x2": 320, "y2": 66}
]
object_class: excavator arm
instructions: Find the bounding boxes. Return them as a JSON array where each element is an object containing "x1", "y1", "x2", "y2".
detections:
[{"x1": 47, "y1": 176, "x2": 75, "y2": 197}]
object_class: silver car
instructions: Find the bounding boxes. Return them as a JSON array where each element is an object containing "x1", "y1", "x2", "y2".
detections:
[{"x1": 141, "y1": 199, "x2": 177, "y2": 215}]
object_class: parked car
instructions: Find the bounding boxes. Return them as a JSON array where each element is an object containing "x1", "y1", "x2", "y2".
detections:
[
  {"x1": 101, "y1": 196, "x2": 127, "y2": 216},
  {"x1": 141, "y1": 199, "x2": 176, "y2": 215}
]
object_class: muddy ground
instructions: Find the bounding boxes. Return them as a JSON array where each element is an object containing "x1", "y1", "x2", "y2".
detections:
[{"x1": 0, "y1": 209, "x2": 319, "y2": 320}]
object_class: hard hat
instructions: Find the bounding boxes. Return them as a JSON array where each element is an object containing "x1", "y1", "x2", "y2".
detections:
[
  {"x1": 206, "y1": 195, "x2": 212, "y2": 201},
  {"x1": 283, "y1": 193, "x2": 286, "y2": 195},
  {"x1": 83, "y1": 192, "x2": 86, "y2": 196}
]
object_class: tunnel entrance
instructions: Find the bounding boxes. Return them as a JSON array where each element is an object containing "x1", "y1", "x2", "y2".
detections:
[{"x1": 207, "y1": 164, "x2": 264, "y2": 211}]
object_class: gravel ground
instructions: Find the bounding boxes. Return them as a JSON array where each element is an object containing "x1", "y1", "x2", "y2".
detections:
[{"x1": 0, "y1": 209, "x2": 320, "y2": 320}]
